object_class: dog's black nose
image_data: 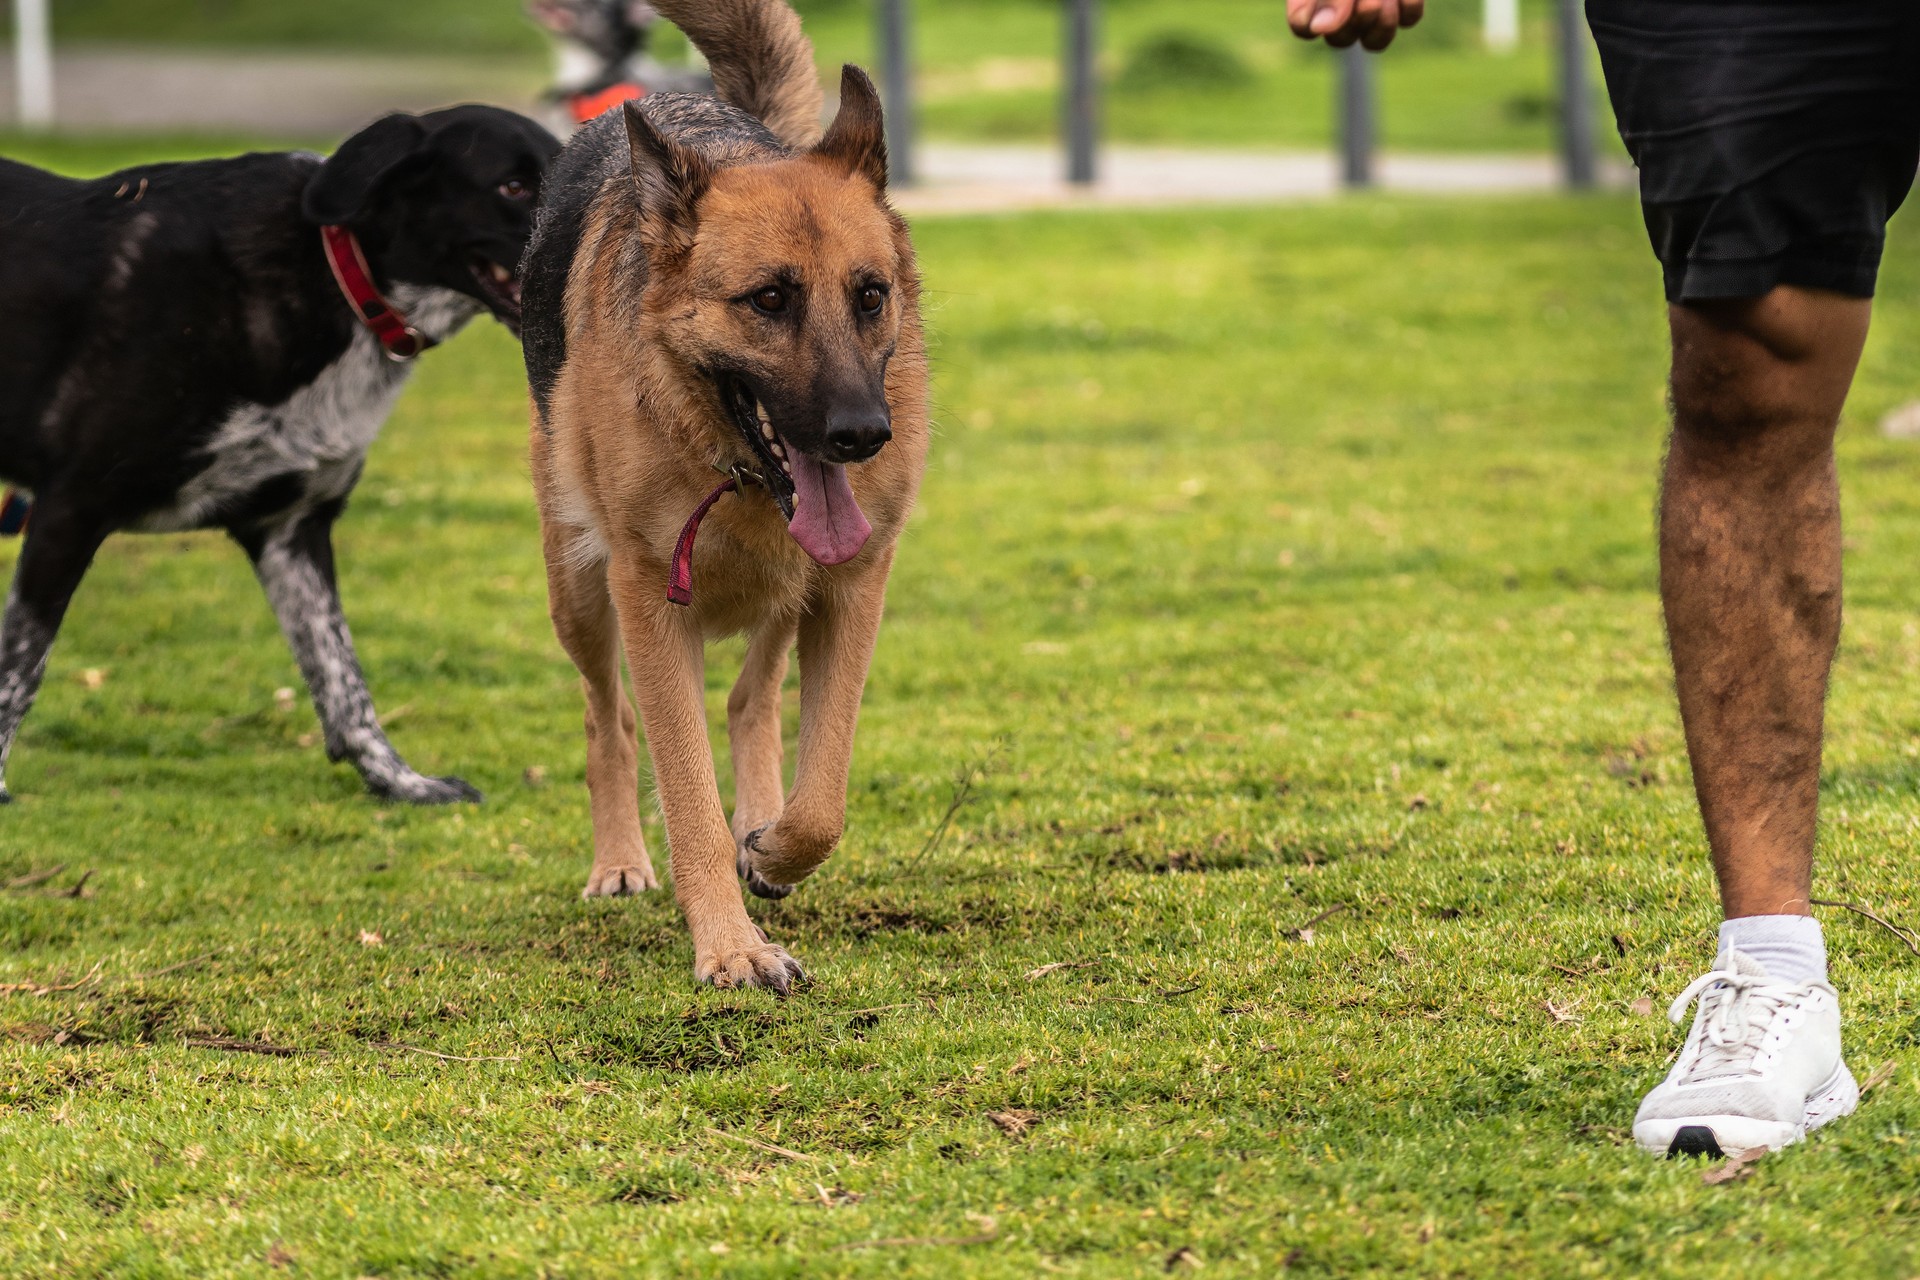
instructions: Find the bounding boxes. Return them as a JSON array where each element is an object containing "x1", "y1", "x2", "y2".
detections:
[{"x1": 823, "y1": 409, "x2": 892, "y2": 463}]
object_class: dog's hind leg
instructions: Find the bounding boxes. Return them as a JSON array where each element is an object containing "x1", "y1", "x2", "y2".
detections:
[
  {"x1": 238, "y1": 505, "x2": 481, "y2": 806},
  {"x1": 0, "y1": 499, "x2": 110, "y2": 803},
  {"x1": 543, "y1": 524, "x2": 658, "y2": 897},
  {"x1": 742, "y1": 553, "x2": 894, "y2": 891},
  {"x1": 729, "y1": 612, "x2": 798, "y2": 900},
  {"x1": 608, "y1": 556, "x2": 804, "y2": 992}
]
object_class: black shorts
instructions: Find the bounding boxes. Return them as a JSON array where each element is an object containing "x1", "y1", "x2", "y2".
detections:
[{"x1": 1588, "y1": 0, "x2": 1920, "y2": 302}]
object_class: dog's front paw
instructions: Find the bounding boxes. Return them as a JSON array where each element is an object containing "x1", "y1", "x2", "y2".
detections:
[
  {"x1": 370, "y1": 771, "x2": 483, "y2": 806},
  {"x1": 739, "y1": 817, "x2": 842, "y2": 893},
  {"x1": 695, "y1": 934, "x2": 806, "y2": 995},
  {"x1": 738, "y1": 825, "x2": 797, "y2": 900},
  {"x1": 583, "y1": 862, "x2": 659, "y2": 897}
]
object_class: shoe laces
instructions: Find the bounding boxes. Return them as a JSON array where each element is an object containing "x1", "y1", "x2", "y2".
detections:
[{"x1": 1667, "y1": 961, "x2": 1817, "y2": 1082}]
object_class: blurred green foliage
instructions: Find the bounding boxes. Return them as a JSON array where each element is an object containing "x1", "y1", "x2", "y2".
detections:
[
  {"x1": 40, "y1": 0, "x2": 1608, "y2": 152},
  {"x1": 1118, "y1": 30, "x2": 1255, "y2": 93}
]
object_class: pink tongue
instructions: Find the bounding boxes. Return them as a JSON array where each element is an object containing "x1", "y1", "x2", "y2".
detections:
[{"x1": 787, "y1": 454, "x2": 872, "y2": 566}]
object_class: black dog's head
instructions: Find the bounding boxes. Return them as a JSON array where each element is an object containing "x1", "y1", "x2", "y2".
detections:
[{"x1": 303, "y1": 106, "x2": 560, "y2": 335}]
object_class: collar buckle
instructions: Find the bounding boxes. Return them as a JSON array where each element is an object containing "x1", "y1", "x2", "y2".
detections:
[
  {"x1": 729, "y1": 461, "x2": 768, "y2": 492},
  {"x1": 320, "y1": 224, "x2": 434, "y2": 363},
  {"x1": 382, "y1": 327, "x2": 427, "y2": 363}
]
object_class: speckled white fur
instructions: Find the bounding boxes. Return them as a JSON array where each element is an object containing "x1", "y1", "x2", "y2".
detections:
[{"x1": 135, "y1": 286, "x2": 479, "y2": 533}]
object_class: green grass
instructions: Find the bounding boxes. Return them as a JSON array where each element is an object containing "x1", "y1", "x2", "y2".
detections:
[
  {"x1": 40, "y1": 0, "x2": 1612, "y2": 152},
  {"x1": 4, "y1": 163, "x2": 1920, "y2": 1275}
]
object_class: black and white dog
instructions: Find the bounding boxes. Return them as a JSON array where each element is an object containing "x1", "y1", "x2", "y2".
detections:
[{"x1": 0, "y1": 106, "x2": 558, "y2": 805}]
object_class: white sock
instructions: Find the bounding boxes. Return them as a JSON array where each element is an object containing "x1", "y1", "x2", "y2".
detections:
[{"x1": 1718, "y1": 914, "x2": 1827, "y2": 986}]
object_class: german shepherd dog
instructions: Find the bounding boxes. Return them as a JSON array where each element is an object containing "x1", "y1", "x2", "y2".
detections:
[{"x1": 521, "y1": 0, "x2": 927, "y2": 990}]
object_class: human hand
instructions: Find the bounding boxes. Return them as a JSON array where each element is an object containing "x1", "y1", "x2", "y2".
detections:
[{"x1": 1286, "y1": 0, "x2": 1425, "y2": 50}]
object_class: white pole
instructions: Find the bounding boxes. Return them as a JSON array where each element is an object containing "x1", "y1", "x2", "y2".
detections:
[
  {"x1": 14, "y1": 0, "x2": 53, "y2": 130},
  {"x1": 1484, "y1": 0, "x2": 1519, "y2": 52}
]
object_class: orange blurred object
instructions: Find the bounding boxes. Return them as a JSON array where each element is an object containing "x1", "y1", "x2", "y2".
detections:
[{"x1": 569, "y1": 82, "x2": 646, "y2": 123}]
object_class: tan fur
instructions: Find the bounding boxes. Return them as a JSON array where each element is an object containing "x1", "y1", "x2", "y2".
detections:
[
  {"x1": 648, "y1": 0, "x2": 824, "y2": 147},
  {"x1": 530, "y1": 72, "x2": 927, "y2": 990}
]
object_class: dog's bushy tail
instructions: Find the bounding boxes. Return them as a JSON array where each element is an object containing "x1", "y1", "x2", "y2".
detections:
[{"x1": 648, "y1": 0, "x2": 823, "y2": 147}]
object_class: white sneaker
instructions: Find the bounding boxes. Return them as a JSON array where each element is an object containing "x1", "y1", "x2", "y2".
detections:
[{"x1": 1632, "y1": 949, "x2": 1858, "y2": 1158}]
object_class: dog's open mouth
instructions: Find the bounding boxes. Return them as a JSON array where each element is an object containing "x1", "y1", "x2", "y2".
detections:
[
  {"x1": 470, "y1": 257, "x2": 524, "y2": 333},
  {"x1": 726, "y1": 382, "x2": 873, "y2": 567}
]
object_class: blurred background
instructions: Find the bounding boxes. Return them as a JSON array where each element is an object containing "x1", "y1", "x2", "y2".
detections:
[{"x1": 0, "y1": 0, "x2": 1625, "y2": 206}]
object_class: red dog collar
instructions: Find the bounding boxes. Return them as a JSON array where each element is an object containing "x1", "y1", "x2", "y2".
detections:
[
  {"x1": 569, "y1": 82, "x2": 646, "y2": 124},
  {"x1": 320, "y1": 224, "x2": 432, "y2": 362},
  {"x1": 666, "y1": 476, "x2": 738, "y2": 606}
]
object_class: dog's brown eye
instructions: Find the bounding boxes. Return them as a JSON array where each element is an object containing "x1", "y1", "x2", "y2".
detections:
[
  {"x1": 858, "y1": 285, "x2": 886, "y2": 315},
  {"x1": 751, "y1": 287, "x2": 788, "y2": 315},
  {"x1": 499, "y1": 179, "x2": 531, "y2": 200}
]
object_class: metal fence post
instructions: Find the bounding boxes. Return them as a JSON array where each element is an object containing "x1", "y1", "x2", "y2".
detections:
[
  {"x1": 14, "y1": 0, "x2": 53, "y2": 130},
  {"x1": 1064, "y1": 0, "x2": 1099, "y2": 186},
  {"x1": 876, "y1": 0, "x2": 915, "y2": 187},
  {"x1": 1556, "y1": 0, "x2": 1596, "y2": 189},
  {"x1": 1339, "y1": 45, "x2": 1375, "y2": 189}
]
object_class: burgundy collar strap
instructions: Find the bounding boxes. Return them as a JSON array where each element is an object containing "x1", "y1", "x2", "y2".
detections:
[
  {"x1": 667, "y1": 477, "x2": 739, "y2": 606},
  {"x1": 0, "y1": 488, "x2": 28, "y2": 537},
  {"x1": 320, "y1": 224, "x2": 432, "y2": 362}
]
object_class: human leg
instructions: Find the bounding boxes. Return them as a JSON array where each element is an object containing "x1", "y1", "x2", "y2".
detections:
[{"x1": 1661, "y1": 287, "x2": 1870, "y2": 922}]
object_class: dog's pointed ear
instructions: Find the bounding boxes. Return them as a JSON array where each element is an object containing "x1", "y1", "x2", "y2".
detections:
[
  {"x1": 815, "y1": 65, "x2": 888, "y2": 191},
  {"x1": 302, "y1": 114, "x2": 428, "y2": 225},
  {"x1": 624, "y1": 100, "x2": 711, "y2": 246}
]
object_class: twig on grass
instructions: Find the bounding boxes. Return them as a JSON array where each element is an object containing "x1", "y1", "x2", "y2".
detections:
[
  {"x1": 0, "y1": 953, "x2": 213, "y2": 999},
  {"x1": 704, "y1": 1126, "x2": 816, "y2": 1163},
  {"x1": 832, "y1": 1218, "x2": 999, "y2": 1252},
  {"x1": 55, "y1": 870, "x2": 93, "y2": 899},
  {"x1": 987, "y1": 1110, "x2": 1036, "y2": 1137},
  {"x1": 377, "y1": 1041, "x2": 521, "y2": 1063},
  {"x1": 1547, "y1": 962, "x2": 1589, "y2": 979},
  {"x1": 184, "y1": 1037, "x2": 310, "y2": 1057},
  {"x1": 540, "y1": 1034, "x2": 562, "y2": 1064},
  {"x1": 1542, "y1": 999, "x2": 1582, "y2": 1025},
  {"x1": 833, "y1": 1232, "x2": 999, "y2": 1252},
  {"x1": 1283, "y1": 904, "x2": 1348, "y2": 939},
  {"x1": 2, "y1": 952, "x2": 214, "y2": 998},
  {"x1": 126, "y1": 952, "x2": 218, "y2": 981},
  {"x1": 905, "y1": 738, "x2": 1007, "y2": 872},
  {"x1": 1861, "y1": 1061, "x2": 1897, "y2": 1095},
  {"x1": 1023, "y1": 960, "x2": 1101, "y2": 981},
  {"x1": 1702, "y1": 1149, "x2": 1763, "y2": 1186},
  {"x1": 198, "y1": 708, "x2": 271, "y2": 741},
  {"x1": 0, "y1": 961, "x2": 104, "y2": 997},
  {"x1": 1810, "y1": 899, "x2": 1920, "y2": 957},
  {"x1": 4, "y1": 865, "x2": 65, "y2": 891}
]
